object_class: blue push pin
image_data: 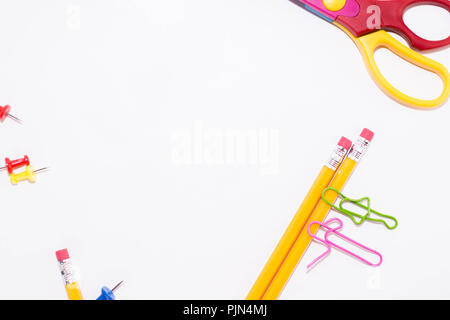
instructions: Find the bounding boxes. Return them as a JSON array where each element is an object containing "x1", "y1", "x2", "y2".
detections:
[{"x1": 96, "y1": 281, "x2": 123, "y2": 300}]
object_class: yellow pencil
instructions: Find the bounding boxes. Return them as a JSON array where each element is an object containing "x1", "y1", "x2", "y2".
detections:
[
  {"x1": 262, "y1": 128, "x2": 374, "y2": 300},
  {"x1": 56, "y1": 248, "x2": 84, "y2": 300},
  {"x1": 246, "y1": 137, "x2": 352, "y2": 300}
]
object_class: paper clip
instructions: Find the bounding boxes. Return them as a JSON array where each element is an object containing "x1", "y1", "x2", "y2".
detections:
[
  {"x1": 307, "y1": 218, "x2": 382, "y2": 269},
  {"x1": 321, "y1": 187, "x2": 398, "y2": 230}
]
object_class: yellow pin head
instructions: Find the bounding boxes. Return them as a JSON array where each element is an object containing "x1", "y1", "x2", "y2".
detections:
[
  {"x1": 10, "y1": 165, "x2": 37, "y2": 185},
  {"x1": 323, "y1": 0, "x2": 346, "y2": 11}
]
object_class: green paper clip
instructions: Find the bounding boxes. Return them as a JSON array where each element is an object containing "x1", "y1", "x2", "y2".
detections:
[{"x1": 321, "y1": 187, "x2": 398, "y2": 230}]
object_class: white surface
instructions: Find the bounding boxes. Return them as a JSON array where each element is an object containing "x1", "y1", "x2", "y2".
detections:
[{"x1": 0, "y1": 1, "x2": 448, "y2": 300}]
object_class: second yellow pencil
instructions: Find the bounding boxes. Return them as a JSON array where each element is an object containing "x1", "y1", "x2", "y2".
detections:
[
  {"x1": 262, "y1": 129, "x2": 374, "y2": 300},
  {"x1": 246, "y1": 136, "x2": 352, "y2": 300}
]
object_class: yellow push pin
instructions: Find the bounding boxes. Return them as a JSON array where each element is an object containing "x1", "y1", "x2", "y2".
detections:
[{"x1": 10, "y1": 165, "x2": 48, "y2": 185}]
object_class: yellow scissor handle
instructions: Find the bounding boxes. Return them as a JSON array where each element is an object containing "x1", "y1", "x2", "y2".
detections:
[{"x1": 335, "y1": 22, "x2": 449, "y2": 110}]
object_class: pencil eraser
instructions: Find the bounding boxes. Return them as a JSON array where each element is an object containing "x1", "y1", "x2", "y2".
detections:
[
  {"x1": 56, "y1": 248, "x2": 70, "y2": 261},
  {"x1": 360, "y1": 128, "x2": 374, "y2": 142},
  {"x1": 338, "y1": 137, "x2": 352, "y2": 150}
]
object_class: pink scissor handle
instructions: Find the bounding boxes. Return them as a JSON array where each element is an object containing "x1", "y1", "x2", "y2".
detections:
[
  {"x1": 337, "y1": 0, "x2": 450, "y2": 51},
  {"x1": 307, "y1": 218, "x2": 383, "y2": 269}
]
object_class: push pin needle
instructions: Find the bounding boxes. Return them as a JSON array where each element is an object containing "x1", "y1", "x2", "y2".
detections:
[
  {"x1": 7, "y1": 113, "x2": 22, "y2": 124},
  {"x1": 33, "y1": 167, "x2": 49, "y2": 174},
  {"x1": 111, "y1": 281, "x2": 124, "y2": 292}
]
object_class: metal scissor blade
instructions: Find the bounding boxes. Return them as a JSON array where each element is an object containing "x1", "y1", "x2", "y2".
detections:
[{"x1": 289, "y1": 0, "x2": 334, "y2": 23}]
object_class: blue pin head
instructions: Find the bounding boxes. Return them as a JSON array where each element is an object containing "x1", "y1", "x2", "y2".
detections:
[{"x1": 96, "y1": 286, "x2": 116, "y2": 300}]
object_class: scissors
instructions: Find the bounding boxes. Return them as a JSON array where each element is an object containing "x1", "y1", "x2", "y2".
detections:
[{"x1": 290, "y1": 0, "x2": 450, "y2": 109}]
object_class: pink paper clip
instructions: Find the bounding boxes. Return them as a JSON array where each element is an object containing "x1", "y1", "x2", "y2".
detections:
[{"x1": 307, "y1": 218, "x2": 382, "y2": 269}]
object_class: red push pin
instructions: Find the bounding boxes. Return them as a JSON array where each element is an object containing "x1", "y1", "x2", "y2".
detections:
[
  {"x1": 0, "y1": 155, "x2": 30, "y2": 174},
  {"x1": 0, "y1": 105, "x2": 21, "y2": 124}
]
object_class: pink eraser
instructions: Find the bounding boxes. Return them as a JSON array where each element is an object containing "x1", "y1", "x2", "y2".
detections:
[
  {"x1": 56, "y1": 248, "x2": 70, "y2": 262},
  {"x1": 360, "y1": 128, "x2": 374, "y2": 142},
  {"x1": 338, "y1": 137, "x2": 352, "y2": 150}
]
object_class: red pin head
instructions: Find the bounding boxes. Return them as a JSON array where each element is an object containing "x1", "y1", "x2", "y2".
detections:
[
  {"x1": 5, "y1": 155, "x2": 30, "y2": 174},
  {"x1": 0, "y1": 105, "x2": 21, "y2": 123},
  {"x1": 0, "y1": 105, "x2": 11, "y2": 121}
]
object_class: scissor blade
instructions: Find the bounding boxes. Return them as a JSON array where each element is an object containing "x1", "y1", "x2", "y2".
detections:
[{"x1": 289, "y1": 0, "x2": 334, "y2": 23}]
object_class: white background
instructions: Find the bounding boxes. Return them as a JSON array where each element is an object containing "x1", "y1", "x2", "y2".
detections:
[{"x1": 0, "y1": 0, "x2": 448, "y2": 300}]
